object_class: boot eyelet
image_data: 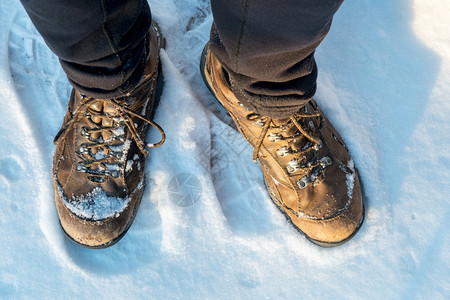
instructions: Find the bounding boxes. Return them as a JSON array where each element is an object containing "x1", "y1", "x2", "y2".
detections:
[
  {"x1": 268, "y1": 133, "x2": 281, "y2": 142},
  {"x1": 320, "y1": 156, "x2": 332, "y2": 167},
  {"x1": 297, "y1": 176, "x2": 310, "y2": 189},
  {"x1": 277, "y1": 146, "x2": 290, "y2": 157},
  {"x1": 254, "y1": 119, "x2": 265, "y2": 128},
  {"x1": 81, "y1": 127, "x2": 90, "y2": 138},
  {"x1": 287, "y1": 159, "x2": 300, "y2": 173},
  {"x1": 79, "y1": 145, "x2": 89, "y2": 153},
  {"x1": 314, "y1": 139, "x2": 323, "y2": 150}
]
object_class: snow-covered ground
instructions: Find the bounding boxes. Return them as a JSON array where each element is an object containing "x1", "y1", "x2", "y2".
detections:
[{"x1": 0, "y1": 0, "x2": 449, "y2": 298}]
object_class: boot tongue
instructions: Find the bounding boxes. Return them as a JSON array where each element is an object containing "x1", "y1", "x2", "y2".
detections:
[
  {"x1": 90, "y1": 100, "x2": 103, "y2": 112},
  {"x1": 88, "y1": 100, "x2": 115, "y2": 141},
  {"x1": 103, "y1": 102, "x2": 117, "y2": 114},
  {"x1": 289, "y1": 131, "x2": 308, "y2": 152},
  {"x1": 271, "y1": 117, "x2": 288, "y2": 126},
  {"x1": 89, "y1": 100, "x2": 104, "y2": 124},
  {"x1": 269, "y1": 117, "x2": 306, "y2": 152},
  {"x1": 271, "y1": 116, "x2": 299, "y2": 137},
  {"x1": 271, "y1": 117, "x2": 298, "y2": 136},
  {"x1": 271, "y1": 112, "x2": 318, "y2": 153}
]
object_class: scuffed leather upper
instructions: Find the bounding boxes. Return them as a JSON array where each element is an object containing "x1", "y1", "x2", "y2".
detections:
[
  {"x1": 202, "y1": 47, "x2": 364, "y2": 245},
  {"x1": 51, "y1": 24, "x2": 163, "y2": 248}
]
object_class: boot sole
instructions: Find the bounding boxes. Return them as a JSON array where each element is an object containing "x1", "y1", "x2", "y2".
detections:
[{"x1": 200, "y1": 44, "x2": 365, "y2": 248}]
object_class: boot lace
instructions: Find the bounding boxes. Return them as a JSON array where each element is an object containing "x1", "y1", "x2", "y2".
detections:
[
  {"x1": 54, "y1": 96, "x2": 165, "y2": 182},
  {"x1": 248, "y1": 107, "x2": 332, "y2": 189}
]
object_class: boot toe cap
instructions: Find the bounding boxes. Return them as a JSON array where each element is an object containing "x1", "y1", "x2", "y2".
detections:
[{"x1": 53, "y1": 181, "x2": 144, "y2": 249}]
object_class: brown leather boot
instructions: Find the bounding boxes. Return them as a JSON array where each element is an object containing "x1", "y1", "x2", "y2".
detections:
[
  {"x1": 52, "y1": 23, "x2": 165, "y2": 248},
  {"x1": 201, "y1": 45, "x2": 364, "y2": 247}
]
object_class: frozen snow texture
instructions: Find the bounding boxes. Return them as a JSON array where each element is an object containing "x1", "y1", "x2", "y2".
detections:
[
  {"x1": 57, "y1": 180, "x2": 142, "y2": 221},
  {"x1": 0, "y1": 0, "x2": 449, "y2": 299},
  {"x1": 64, "y1": 187, "x2": 127, "y2": 220}
]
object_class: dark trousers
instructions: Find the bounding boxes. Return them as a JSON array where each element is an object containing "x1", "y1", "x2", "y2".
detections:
[{"x1": 21, "y1": 0, "x2": 343, "y2": 118}]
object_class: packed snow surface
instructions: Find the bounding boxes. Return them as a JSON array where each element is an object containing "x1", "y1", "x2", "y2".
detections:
[{"x1": 0, "y1": 0, "x2": 449, "y2": 299}]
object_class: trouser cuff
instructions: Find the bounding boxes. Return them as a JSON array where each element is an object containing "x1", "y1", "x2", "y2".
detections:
[
  {"x1": 224, "y1": 61, "x2": 317, "y2": 119},
  {"x1": 62, "y1": 38, "x2": 147, "y2": 99}
]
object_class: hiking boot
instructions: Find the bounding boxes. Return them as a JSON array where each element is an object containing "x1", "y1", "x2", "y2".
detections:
[
  {"x1": 201, "y1": 45, "x2": 364, "y2": 247},
  {"x1": 52, "y1": 23, "x2": 165, "y2": 249}
]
